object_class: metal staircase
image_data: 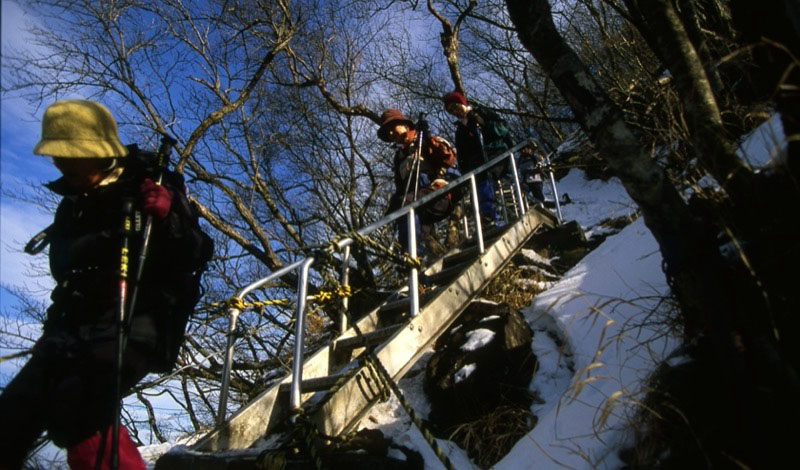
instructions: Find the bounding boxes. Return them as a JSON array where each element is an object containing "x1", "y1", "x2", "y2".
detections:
[{"x1": 155, "y1": 139, "x2": 559, "y2": 469}]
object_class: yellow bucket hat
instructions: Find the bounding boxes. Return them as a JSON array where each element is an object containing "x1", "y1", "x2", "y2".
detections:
[{"x1": 33, "y1": 100, "x2": 128, "y2": 158}]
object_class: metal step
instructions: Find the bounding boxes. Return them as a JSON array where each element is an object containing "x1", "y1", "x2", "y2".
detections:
[
  {"x1": 377, "y1": 286, "x2": 445, "y2": 318},
  {"x1": 437, "y1": 222, "x2": 511, "y2": 269},
  {"x1": 425, "y1": 259, "x2": 471, "y2": 286},
  {"x1": 278, "y1": 371, "x2": 348, "y2": 395},
  {"x1": 333, "y1": 324, "x2": 404, "y2": 353}
]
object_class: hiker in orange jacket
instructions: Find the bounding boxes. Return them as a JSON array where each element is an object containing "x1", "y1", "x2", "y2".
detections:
[{"x1": 377, "y1": 108, "x2": 459, "y2": 259}]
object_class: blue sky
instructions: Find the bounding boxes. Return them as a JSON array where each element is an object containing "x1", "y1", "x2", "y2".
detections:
[
  {"x1": 1, "y1": 2, "x2": 192, "y2": 446},
  {"x1": 1, "y1": 1, "x2": 62, "y2": 311}
]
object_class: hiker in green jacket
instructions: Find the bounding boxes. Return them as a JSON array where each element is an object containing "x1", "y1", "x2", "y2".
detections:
[{"x1": 443, "y1": 91, "x2": 514, "y2": 226}]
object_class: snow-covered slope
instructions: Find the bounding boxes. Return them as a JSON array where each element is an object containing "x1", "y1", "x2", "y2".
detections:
[{"x1": 495, "y1": 217, "x2": 676, "y2": 469}]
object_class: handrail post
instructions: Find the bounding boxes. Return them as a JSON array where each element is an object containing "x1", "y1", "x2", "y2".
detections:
[
  {"x1": 509, "y1": 151, "x2": 526, "y2": 217},
  {"x1": 469, "y1": 175, "x2": 485, "y2": 253},
  {"x1": 290, "y1": 258, "x2": 315, "y2": 413},
  {"x1": 510, "y1": 183, "x2": 520, "y2": 218},
  {"x1": 407, "y1": 209, "x2": 420, "y2": 317},
  {"x1": 217, "y1": 307, "x2": 240, "y2": 425},
  {"x1": 339, "y1": 245, "x2": 351, "y2": 335}
]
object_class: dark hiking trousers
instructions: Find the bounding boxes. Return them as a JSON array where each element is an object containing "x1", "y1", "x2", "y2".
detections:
[{"x1": 0, "y1": 330, "x2": 149, "y2": 469}]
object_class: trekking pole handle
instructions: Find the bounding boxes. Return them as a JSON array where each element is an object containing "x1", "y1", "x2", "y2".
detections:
[
  {"x1": 414, "y1": 112, "x2": 429, "y2": 136},
  {"x1": 153, "y1": 133, "x2": 177, "y2": 185},
  {"x1": 24, "y1": 225, "x2": 53, "y2": 255}
]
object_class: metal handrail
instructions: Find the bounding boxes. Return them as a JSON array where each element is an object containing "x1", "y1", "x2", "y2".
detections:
[
  {"x1": 216, "y1": 258, "x2": 307, "y2": 423},
  {"x1": 290, "y1": 258, "x2": 316, "y2": 412},
  {"x1": 215, "y1": 136, "x2": 547, "y2": 424}
]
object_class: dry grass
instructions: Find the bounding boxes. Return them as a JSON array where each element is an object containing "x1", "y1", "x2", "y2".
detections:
[
  {"x1": 448, "y1": 404, "x2": 536, "y2": 469},
  {"x1": 482, "y1": 264, "x2": 545, "y2": 310},
  {"x1": 305, "y1": 310, "x2": 327, "y2": 337}
]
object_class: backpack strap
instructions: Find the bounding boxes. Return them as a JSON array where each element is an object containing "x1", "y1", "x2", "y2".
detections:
[{"x1": 25, "y1": 224, "x2": 54, "y2": 255}]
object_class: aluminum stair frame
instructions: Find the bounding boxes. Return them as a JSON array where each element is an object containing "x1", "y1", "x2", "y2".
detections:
[
  {"x1": 304, "y1": 206, "x2": 556, "y2": 438},
  {"x1": 181, "y1": 205, "x2": 556, "y2": 456}
]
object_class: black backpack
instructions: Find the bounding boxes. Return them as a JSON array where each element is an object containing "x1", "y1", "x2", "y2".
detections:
[
  {"x1": 128, "y1": 148, "x2": 214, "y2": 370},
  {"x1": 25, "y1": 147, "x2": 214, "y2": 372}
]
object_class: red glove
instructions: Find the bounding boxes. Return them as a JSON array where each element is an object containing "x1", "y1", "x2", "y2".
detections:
[{"x1": 140, "y1": 178, "x2": 172, "y2": 220}]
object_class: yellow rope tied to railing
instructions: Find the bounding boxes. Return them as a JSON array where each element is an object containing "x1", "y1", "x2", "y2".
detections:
[
  {"x1": 226, "y1": 297, "x2": 246, "y2": 310},
  {"x1": 402, "y1": 253, "x2": 423, "y2": 270},
  {"x1": 210, "y1": 284, "x2": 352, "y2": 314},
  {"x1": 309, "y1": 284, "x2": 352, "y2": 305},
  {"x1": 324, "y1": 230, "x2": 424, "y2": 276},
  {"x1": 207, "y1": 296, "x2": 293, "y2": 313}
]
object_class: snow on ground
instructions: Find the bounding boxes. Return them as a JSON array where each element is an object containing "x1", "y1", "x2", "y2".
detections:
[
  {"x1": 359, "y1": 216, "x2": 675, "y2": 470},
  {"x1": 547, "y1": 169, "x2": 637, "y2": 237},
  {"x1": 487, "y1": 114, "x2": 784, "y2": 470},
  {"x1": 460, "y1": 328, "x2": 496, "y2": 351},
  {"x1": 348, "y1": 173, "x2": 674, "y2": 469},
  {"x1": 358, "y1": 348, "x2": 477, "y2": 469},
  {"x1": 737, "y1": 113, "x2": 785, "y2": 168},
  {"x1": 495, "y1": 217, "x2": 676, "y2": 470}
]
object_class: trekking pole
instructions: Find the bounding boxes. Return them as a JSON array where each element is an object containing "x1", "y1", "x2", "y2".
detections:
[
  {"x1": 472, "y1": 114, "x2": 496, "y2": 223},
  {"x1": 401, "y1": 150, "x2": 421, "y2": 209},
  {"x1": 412, "y1": 137, "x2": 423, "y2": 201},
  {"x1": 111, "y1": 133, "x2": 176, "y2": 470},
  {"x1": 110, "y1": 199, "x2": 135, "y2": 470},
  {"x1": 400, "y1": 115, "x2": 427, "y2": 208},
  {"x1": 124, "y1": 133, "x2": 176, "y2": 330},
  {"x1": 412, "y1": 113, "x2": 426, "y2": 201}
]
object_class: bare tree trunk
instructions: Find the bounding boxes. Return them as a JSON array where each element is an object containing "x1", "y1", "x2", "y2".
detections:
[
  {"x1": 676, "y1": 0, "x2": 725, "y2": 94},
  {"x1": 624, "y1": 0, "x2": 754, "y2": 201},
  {"x1": 505, "y1": 0, "x2": 800, "y2": 466},
  {"x1": 504, "y1": 0, "x2": 694, "y2": 256}
]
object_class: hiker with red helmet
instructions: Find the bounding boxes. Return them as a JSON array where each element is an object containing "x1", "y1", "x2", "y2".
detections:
[
  {"x1": 0, "y1": 100, "x2": 212, "y2": 470},
  {"x1": 377, "y1": 108, "x2": 459, "y2": 258},
  {"x1": 442, "y1": 91, "x2": 514, "y2": 226}
]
